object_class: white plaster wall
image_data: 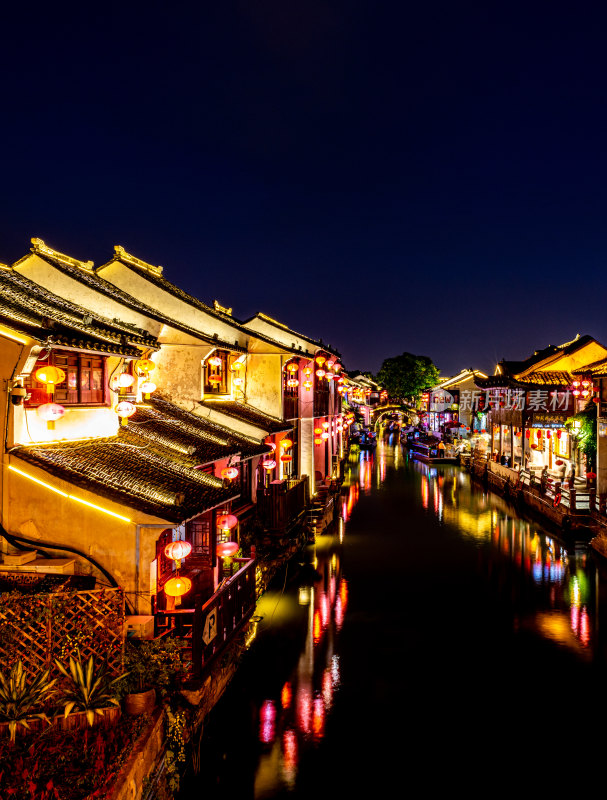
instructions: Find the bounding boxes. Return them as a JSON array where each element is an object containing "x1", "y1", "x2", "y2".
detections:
[
  {"x1": 245, "y1": 354, "x2": 282, "y2": 418},
  {"x1": 98, "y1": 262, "x2": 249, "y2": 349},
  {"x1": 6, "y1": 458, "x2": 170, "y2": 613},
  {"x1": 15, "y1": 255, "x2": 164, "y2": 338}
]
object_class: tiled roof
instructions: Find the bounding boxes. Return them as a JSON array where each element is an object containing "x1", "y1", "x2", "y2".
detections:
[
  {"x1": 516, "y1": 370, "x2": 573, "y2": 385},
  {"x1": 137, "y1": 397, "x2": 273, "y2": 463},
  {"x1": 0, "y1": 265, "x2": 155, "y2": 357},
  {"x1": 19, "y1": 246, "x2": 245, "y2": 353},
  {"x1": 13, "y1": 430, "x2": 240, "y2": 524},
  {"x1": 105, "y1": 251, "x2": 302, "y2": 354},
  {"x1": 243, "y1": 312, "x2": 342, "y2": 358},
  {"x1": 199, "y1": 400, "x2": 292, "y2": 434}
]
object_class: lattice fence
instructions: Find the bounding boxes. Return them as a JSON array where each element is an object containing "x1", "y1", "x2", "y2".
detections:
[{"x1": 0, "y1": 588, "x2": 125, "y2": 678}]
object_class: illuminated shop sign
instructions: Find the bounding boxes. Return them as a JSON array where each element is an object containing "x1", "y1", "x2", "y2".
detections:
[
  {"x1": 529, "y1": 413, "x2": 571, "y2": 429},
  {"x1": 460, "y1": 388, "x2": 574, "y2": 413}
]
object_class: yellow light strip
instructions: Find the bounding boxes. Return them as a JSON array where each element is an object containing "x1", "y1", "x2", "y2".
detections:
[
  {"x1": 0, "y1": 328, "x2": 28, "y2": 345},
  {"x1": 8, "y1": 465, "x2": 132, "y2": 522},
  {"x1": 8, "y1": 465, "x2": 68, "y2": 497}
]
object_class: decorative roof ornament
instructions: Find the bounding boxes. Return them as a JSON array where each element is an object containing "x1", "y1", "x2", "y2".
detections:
[
  {"x1": 31, "y1": 238, "x2": 94, "y2": 272},
  {"x1": 214, "y1": 300, "x2": 233, "y2": 316},
  {"x1": 113, "y1": 245, "x2": 163, "y2": 275}
]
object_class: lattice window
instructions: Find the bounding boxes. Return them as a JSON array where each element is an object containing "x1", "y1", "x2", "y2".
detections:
[{"x1": 24, "y1": 350, "x2": 108, "y2": 407}]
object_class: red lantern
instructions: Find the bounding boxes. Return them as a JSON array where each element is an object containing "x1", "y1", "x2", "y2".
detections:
[
  {"x1": 525, "y1": 430, "x2": 531, "y2": 439},
  {"x1": 164, "y1": 541, "x2": 192, "y2": 561},
  {"x1": 209, "y1": 374, "x2": 222, "y2": 384},
  {"x1": 536, "y1": 430, "x2": 542, "y2": 439},
  {"x1": 217, "y1": 513, "x2": 238, "y2": 529},
  {"x1": 556, "y1": 460, "x2": 564, "y2": 466},
  {"x1": 286, "y1": 363, "x2": 299, "y2": 373},
  {"x1": 281, "y1": 439, "x2": 293, "y2": 449},
  {"x1": 530, "y1": 443, "x2": 538, "y2": 450},
  {"x1": 546, "y1": 430, "x2": 551, "y2": 439},
  {"x1": 217, "y1": 541, "x2": 239, "y2": 558},
  {"x1": 556, "y1": 430, "x2": 562, "y2": 439},
  {"x1": 262, "y1": 460, "x2": 276, "y2": 470},
  {"x1": 281, "y1": 454, "x2": 293, "y2": 463}
]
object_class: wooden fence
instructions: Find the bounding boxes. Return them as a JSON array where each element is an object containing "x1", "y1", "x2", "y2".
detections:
[
  {"x1": 0, "y1": 588, "x2": 125, "y2": 678},
  {"x1": 256, "y1": 476, "x2": 309, "y2": 533}
]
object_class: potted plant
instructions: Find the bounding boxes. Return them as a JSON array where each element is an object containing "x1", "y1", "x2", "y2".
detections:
[
  {"x1": 119, "y1": 636, "x2": 186, "y2": 716},
  {"x1": 0, "y1": 660, "x2": 57, "y2": 743},
  {"x1": 54, "y1": 649, "x2": 127, "y2": 732}
]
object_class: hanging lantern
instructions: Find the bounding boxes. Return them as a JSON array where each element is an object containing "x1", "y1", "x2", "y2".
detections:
[
  {"x1": 37, "y1": 402, "x2": 65, "y2": 430},
  {"x1": 217, "y1": 541, "x2": 239, "y2": 558},
  {"x1": 281, "y1": 453, "x2": 293, "y2": 463},
  {"x1": 35, "y1": 366, "x2": 66, "y2": 397},
  {"x1": 321, "y1": 432, "x2": 329, "y2": 439},
  {"x1": 546, "y1": 430, "x2": 551, "y2": 439},
  {"x1": 281, "y1": 438, "x2": 293, "y2": 449},
  {"x1": 232, "y1": 377, "x2": 244, "y2": 386},
  {"x1": 314, "y1": 437, "x2": 323, "y2": 445},
  {"x1": 140, "y1": 380, "x2": 157, "y2": 398},
  {"x1": 556, "y1": 430, "x2": 562, "y2": 439},
  {"x1": 303, "y1": 381, "x2": 312, "y2": 390},
  {"x1": 316, "y1": 369, "x2": 326, "y2": 378},
  {"x1": 333, "y1": 363, "x2": 341, "y2": 372},
  {"x1": 208, "y1": 356, "x2": 222, "y2": 367},
  {"x1": 593, "y1": 397, "x2": 600, "y2": 404},
  {"x1": 303, "y1": 367, "x2": 312, "y2": 377},
  {"x1": 221, "y1": 466, "x2": 239, "y2": 480},
  {"x1": 530, "y1": 443, "x2": 538, "y2": 450},
  {"x1": 231, "y1": 361, "x2": 243, "y2": 371},
  {"x1": 116, "y1": 400, "x2": 136, "y2": 426},
  {"x1": 326, "y1": 373, "x2": 335, "y2": 381},
  {"x1": 216, "y1": 513, "x2": 238, "y2": 530},
  {"x1": 118, "y1": 373, "x2": 135, "y2": 389},
  {"x1": 314, "y1": 427, "x2": 322, "y2": 435},
  {"x1": 525, "y1": 430, "x2": 531, "y2": 439},
  {"x1": 326, "y1": 359, "x2": 335, "y2": 369},
  {"x1": 556, "y1": 460, "x2": 564, "y2": 466},
  {"x1": 315, "y1": 356, "x2": 326, "y2": 367},
  {"x1": 287, "y1": 378, "x2": 299, "y2": 388},
  {"x1": 267, "y1": 442, "x2": 277, "y2": 451},
  {"x1": 286, "y1": 363, "x2": 299, "y2": 373},
  {"x1": 262, "y1": 460, "x2": 276, "y2": 470},
  {"x1": 164, "y1": 541, "x2": 192, "y2": 564},
  {"x1": 536, "y1": 430, "x2": 542, "y2": 439},
  {"x1": 322, "y1": 422, "x2": 330, "y2": 429},
  {"x1": 581, "y1": 379, "x2": 591, "y2": 388},
  {"x1": 136, "y1": 358, "x2": 156, "y2": 374},
  {"x1": 209, "y1": 374, "x2": 222, "y2": 384},
  {"x1": 164, "y1": 576, "x2": 192, "y2": 601}
]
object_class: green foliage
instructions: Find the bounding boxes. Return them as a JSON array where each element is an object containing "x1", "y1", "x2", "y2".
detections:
[
  {"x1": 376, "y1": 352, "x2": 441, "y2": 402},
  {"x1": 165, "y1": 708, "x2": 188, "y2": 793},
  {"x1": 566, "y1": 403, "x2": 597, "y2": 470},
  {"x1": 0, "y1": 660, "x2": 57, "y2": 743},
  {"x1": 117, "y1": 636, "x2": 186, "y2": 698},
  {"x1": 54, "y1": 651, "x2": 127, "y2": 728}
]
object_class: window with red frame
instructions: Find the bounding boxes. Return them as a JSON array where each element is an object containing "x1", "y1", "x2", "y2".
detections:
[
  {"x1": 204, "y1": 350, "x2": 228, "y2": 394},
  {"x1": 24, "y1": 350, "x2": 108, "y2": 407}
]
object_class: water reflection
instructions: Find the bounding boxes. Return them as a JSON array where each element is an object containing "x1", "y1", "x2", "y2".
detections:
[{"x1": 181, "y1": 441, "x2": 606, "y2": 798}]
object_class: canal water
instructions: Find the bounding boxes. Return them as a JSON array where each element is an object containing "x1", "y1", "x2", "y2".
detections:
[{"x1": 180, "y1": 437, "x2": 607, "y2": 798}]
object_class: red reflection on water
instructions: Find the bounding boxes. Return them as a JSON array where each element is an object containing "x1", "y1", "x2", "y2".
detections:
[
  {"x1": 313, "y1": 697, "x2": 325, "y2": 741},
  {"x1": 282, "y1": 729, "x2": 298, "y2": 775},
  {"x1": 259, "y1": 699, "x2": 276, "y2": 743},
  {"x1": 313, "y1": 609, "x2": 322, "y2": 644},
  {"x1": 281, "y1": 682, "x2": 292, "y2": 709},
  {"x1": 579, "y1": 608, "x2": 590, "y2": 647},
  {"x1": 421, "y1": 475, "x2": 428, "y2": 509},
  {"x1": 297, "y1": 687, "x2": 312, "y2": 735}
]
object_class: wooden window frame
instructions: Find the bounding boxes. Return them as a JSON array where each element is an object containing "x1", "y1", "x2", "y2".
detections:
[{"x1": 24, "y1": 349, "x2": 109, "y2": 407}]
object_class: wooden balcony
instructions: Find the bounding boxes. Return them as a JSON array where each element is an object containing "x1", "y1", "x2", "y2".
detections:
[
  {"x1": 155, "y1": 558, "x2": 257, "y2": 682},
  {"x1": 256, "y1": 476, "x2": 309, "y2": 534}
]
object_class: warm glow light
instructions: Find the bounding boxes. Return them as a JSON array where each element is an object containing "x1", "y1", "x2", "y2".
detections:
[
  {"x1": 221, "y1": 467, "x2": 239, "y2": 480},
  {"x1": 286, "y1": 363, "x2": 299, "y2": 372},
  {"x1": 8, "y1": 466, "x2": 132, "y2": 521},
  {"x1": 140, "y1": 380, "x2": 157, "y2": 397},
  {"x1": 262, "y1": 460, "x2": 276, "y2": 470},
  {"x1": 164, "y1": 541, "x2": 192, "y2": 561},
  {"x1": 281, "y1": 453, "x2": 293, "y2": 462},
  {"x1": 217, "y1": 541, "x2": 239, "y2": 557},
  {"x1": 315, "y1": 356, "x2": 326, "y2": 366},
  {"x1": 281, "y1": 439, "x2": 293, "y2": 449},
  {"x1": 316, "y1": 369, "x2": 326, "y2": 378},
  {"x1": 216, "y1": 513, "x2": 238, "y2": 529},
  {"x1": 118, "y1": 373, "x2": 135, "y2": 388},
  {"x1": 164, "y1": 576, "x2": 192, "y2": 597},
  {"x1": 136, "y1": 358, "x2": 156, "y2": 373},
  {"x1": 208, "y1": 356, "x2": 222, "y2": 367},
  {"x1": 115, "y1": 400, "x2": 136, "y2": 426},
  {"x1": 35, "y1": 366, "x2": 66, "y2": 396}
]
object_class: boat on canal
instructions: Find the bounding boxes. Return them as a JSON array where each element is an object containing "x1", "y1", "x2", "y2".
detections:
[{"x1": 409, "y1": 440, "x2": 458, "y2": 464}]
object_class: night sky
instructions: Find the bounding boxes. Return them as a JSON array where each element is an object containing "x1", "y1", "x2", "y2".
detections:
[{"x1": 3, "y1": 2, "x2": 607, "y2": 377}]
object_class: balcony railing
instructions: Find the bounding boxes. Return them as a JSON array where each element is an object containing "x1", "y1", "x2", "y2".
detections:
[
  {"x1": 155, "y1": 558, "x2": 257, "y2": 681},
  {"x1": 256, "y1": 476, "x2": 309, "y2": 533}
]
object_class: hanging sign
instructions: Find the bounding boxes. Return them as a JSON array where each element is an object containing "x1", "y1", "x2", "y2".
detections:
[{"x1": 202, "y1": 608, "x2": 218, "y2": 645}]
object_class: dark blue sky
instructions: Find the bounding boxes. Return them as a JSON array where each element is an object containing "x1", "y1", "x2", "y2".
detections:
[{"x1": 2, "y1": 1, "x2": 607, "y2": 376}]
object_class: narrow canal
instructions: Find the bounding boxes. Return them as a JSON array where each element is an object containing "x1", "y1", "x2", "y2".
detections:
[{"x1": 180, "y1": 437, "x2": 607, "y2": 798}]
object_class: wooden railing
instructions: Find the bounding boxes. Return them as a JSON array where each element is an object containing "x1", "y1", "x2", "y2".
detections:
[
  {"x1": 155, "y1": 558, "x2": 256, "y2": 681},
  {"x1": 256, "y1": 476, "x2": 309, "y2": 532}
]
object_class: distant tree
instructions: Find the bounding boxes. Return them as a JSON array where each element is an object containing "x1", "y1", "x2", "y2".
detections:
[{"x1": 376, "y1": 352, "x2": 440, "y2": 403}]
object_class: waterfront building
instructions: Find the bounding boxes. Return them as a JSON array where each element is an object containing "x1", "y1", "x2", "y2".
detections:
[{"x1": 474, "y1": 334, "x2": 607, "y2": 477}]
